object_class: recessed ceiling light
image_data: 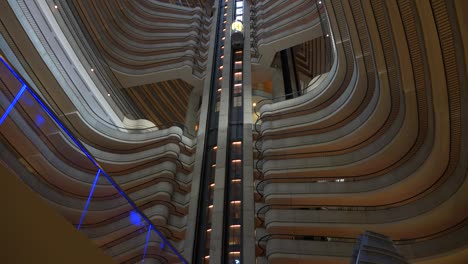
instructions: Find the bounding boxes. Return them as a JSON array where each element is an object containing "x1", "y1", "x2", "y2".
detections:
[
  {"x1": 54, "y1": 5, "x2": 58, "y2": 9},
  {"x1": 107, "y1": 93, "x2": 110, "y2": 97}
]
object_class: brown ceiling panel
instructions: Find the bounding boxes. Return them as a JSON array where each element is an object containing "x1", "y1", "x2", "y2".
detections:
[{"x1": 124, "y1": 79, "x2": 193, "y2": 127}]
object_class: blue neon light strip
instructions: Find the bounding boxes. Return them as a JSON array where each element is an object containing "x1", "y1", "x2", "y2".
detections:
[
  {"x1": 0, "y1": 84, "x2": 27, "y2": 126},
  {"x1": 142, "y1": 224, "x2": 152, "y2": 263},
  {"x1": 77, "y1": 169, "x2": 101, "y2": 230},
  {"x1": 0, "y1": 56, "x2": 188, "y2": 263}
]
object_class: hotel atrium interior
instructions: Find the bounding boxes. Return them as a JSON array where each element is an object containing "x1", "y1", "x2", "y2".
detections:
[{"x1": 0, "y1": 0, "x2": 467, "y2": 263}]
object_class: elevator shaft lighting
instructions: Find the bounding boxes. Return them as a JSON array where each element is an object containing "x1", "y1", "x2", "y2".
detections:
[{"x1": 231, "y1": 21, "x2": 243, "y2": 33}]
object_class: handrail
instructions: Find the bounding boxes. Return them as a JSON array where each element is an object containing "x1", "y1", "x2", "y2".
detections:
[
  {"x1": 0, "y1": 55, "x2": 188, "y2": 263},
  {"x1": 257, "y1": 217, "x2": 467, "y2": 257}
]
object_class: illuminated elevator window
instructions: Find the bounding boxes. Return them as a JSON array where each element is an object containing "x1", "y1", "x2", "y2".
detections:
[
  {"x1": 234, "y1": 72, "x2": 242, "y2": 81},
  {"x1": 229, "y1": 225, "x2": 241, "y2": 245},
  {"x1": 234, "y1": 62, "x2": 242, "y2": 70},
  {"x1": 230, "y1": 201, "x2": 241, "y2": 219},
  {"x1": 234, "y1": 84, "x2": 242, "y2": 94}
]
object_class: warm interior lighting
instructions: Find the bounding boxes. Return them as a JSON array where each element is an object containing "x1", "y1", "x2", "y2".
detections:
[
  {"x1": 232, "y1": 179, "x2": 241, "y2": 182},
  {"x1": 230, "y1": 200, "x2": 241, "y2": 204},
  {"x1": 232, "y1": 141, "x2": 242, "y2": 145},
  {"x1": 232, "y1": 159, "x2": 241, "y2": 163},
  {"x1": 210, "y1": 183, "x2": 215, "y2": 187},
  {"x1": 208, "y1": 205, "x2": 214, "y2": 208},
  {"x1": 253, "y1": 102, "x2": 257, "y2": 107},
  {"x1": 207, "y1": 228, "x2": 212, "y2": 232},
  {"x1": 230, "y1": 224, "x2": 241, "y2": 228},
  {"x1": 213, "y1": 146, "x2": 218, "y2": 150}
]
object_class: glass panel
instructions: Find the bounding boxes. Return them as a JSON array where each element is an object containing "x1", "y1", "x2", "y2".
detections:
[{"x1": 0, "y1": 57, "x2": 187, "y2": 263}]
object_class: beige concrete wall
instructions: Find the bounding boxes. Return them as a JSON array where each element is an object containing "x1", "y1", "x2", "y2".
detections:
[{"x1": 0, "y1": 163, "x2": 114, "y2": 264}]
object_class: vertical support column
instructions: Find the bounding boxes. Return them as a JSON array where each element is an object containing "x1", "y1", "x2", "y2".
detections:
[
  {"x1": 210, "y1": 0, "x2": 235, "y2": 262},
  {"x1": 241, "y1": 1, "x2": 256, "y2": 263}
]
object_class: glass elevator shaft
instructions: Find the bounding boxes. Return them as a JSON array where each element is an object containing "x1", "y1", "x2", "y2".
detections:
[{"x1": 194, "y1": 1, "x2": 245, "y2": 263}]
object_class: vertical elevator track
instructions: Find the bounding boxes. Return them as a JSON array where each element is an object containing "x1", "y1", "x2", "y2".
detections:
[
  {"x1": 194, "y1": 1, "x2": 245, "y2": 263},
  {"x1": 194, "y1": 0, "x2": 227, "y2": 263},
  {"x1": 223, "y1": 2, "x2": 245, "y2": 263}
]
